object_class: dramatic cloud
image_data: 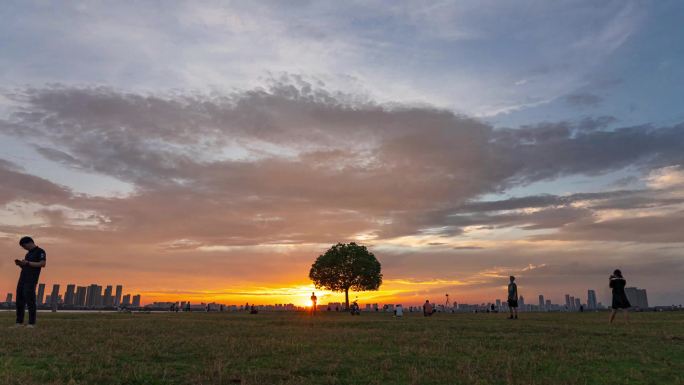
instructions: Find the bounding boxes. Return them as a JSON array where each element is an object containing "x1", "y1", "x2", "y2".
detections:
[{"x1": 1, "y1": 83, "x2": 683, "y2": 305}]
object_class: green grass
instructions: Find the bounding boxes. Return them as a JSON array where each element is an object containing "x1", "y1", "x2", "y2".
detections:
[{"x1": 1, "y1": 311, "x2": 683, "y2": 385}]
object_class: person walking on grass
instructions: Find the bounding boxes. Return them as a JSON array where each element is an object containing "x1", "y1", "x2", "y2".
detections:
[
  {"x1": 310, "y1": 292, "x2": 317, "y2": 315},
  {"x1": 12, "y1": 236, "x2": 46, "y2": 328},
  {"x1": 609, "y1": 269, "x2": 631, "y2": 324},
  {"x1": 507, "y1": 276, "x2": 518, "y2": 320}
]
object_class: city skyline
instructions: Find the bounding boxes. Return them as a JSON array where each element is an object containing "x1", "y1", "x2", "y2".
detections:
[
  {"x1": 2, "y1": 280, "x2": 654, "y2": 310},
  {"x1": 1, "y1": 2, "x2": 684, "y2": 306}
]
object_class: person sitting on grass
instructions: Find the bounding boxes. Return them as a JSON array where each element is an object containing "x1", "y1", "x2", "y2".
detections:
[
  {"x1": 609, "y1": 269, "x2": 631, "y2": 324},
  {"x1": 394, "y1": 304, "x2": 403, "y2": 318},
  {"x1": 507, "y1": 276, "x2": 518, "y2": 320},
  {"x1": 12, "y1": 236, "x2": 46, "y2": 329},
  {"x1": 423, "y1": 300, "x2": 434, "y2": 317}
]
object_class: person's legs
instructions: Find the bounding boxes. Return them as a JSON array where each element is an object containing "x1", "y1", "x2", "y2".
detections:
[
  {"x1": 25, "y1": 281, "x2": 37, "y2": 325},
  {"x1": 15, "y1": 280, "x2": 25, "y2": 324},
  {"x1": 513, "y1": 307, "x2": 518, "y2": 319},
  {"x1": 609, "y1": 309, "x2": 617, "y2": 324}
]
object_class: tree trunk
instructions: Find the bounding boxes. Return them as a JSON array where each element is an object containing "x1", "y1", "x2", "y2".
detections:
[{"x1": 345, "y1": 288, "x2": 349, "y2": 311}]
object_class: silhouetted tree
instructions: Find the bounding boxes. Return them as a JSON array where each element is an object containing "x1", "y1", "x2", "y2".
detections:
[{"x1": 309, "y1": 242, "x2": 382, "y2": 310}]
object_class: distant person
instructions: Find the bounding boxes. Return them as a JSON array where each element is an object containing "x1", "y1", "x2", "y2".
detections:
[
  {"x1": 350, "y1": 301, "x2": 360, "y2": 316},
  {"x1": 609, "y1": 269, "x2": 631, "y2": 324},
  {"x1": 394, "y1": 304, "x2": 403, "y2": 318},
  {"x1": 423, "y1": 300, "x2": 434, "y2": 317},
  {"x1": 507, "y1": 276, "x2": 518, "y2": 320},
  {"x1": 12, "y1": 237, "x2": 46, "y2": 328},
  {"x1": 310, "y1": 292, "x2": 317, "y2": 315}
]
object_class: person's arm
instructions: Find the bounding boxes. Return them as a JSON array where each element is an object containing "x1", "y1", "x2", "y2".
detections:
[{"x1": 23, "y1": 260, "x2": 46, "y2": 268}]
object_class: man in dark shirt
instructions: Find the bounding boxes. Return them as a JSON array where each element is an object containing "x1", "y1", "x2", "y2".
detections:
[
  {"x1": 13, "y1": 236, "x2": 46, "y2": 328},
  {"x1": 507, "y1": 276, "x2": 518, "y2": 320}
]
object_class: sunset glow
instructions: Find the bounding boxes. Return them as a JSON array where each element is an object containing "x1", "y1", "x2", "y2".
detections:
[{"x1": 2, "y1": 1, "x2": 684, "y2": 308}]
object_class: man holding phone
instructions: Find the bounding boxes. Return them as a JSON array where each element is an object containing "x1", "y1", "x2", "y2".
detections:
[{"x1": 13, "y1": 236, "x2": 46, "y2": 328}]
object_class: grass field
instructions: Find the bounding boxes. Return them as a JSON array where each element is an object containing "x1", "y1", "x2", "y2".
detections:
[{"x1": 1, "y1": 311, "x2": 683, "y2": 385}]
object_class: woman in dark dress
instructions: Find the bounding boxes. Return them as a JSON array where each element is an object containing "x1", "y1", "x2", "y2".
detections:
[{"x1": 609, "y1": 269, "x2": 630, "y2": 324}]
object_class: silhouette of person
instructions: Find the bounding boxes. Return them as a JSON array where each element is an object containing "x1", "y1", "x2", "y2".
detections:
[
  {"x1": 310, "y1": 292, "x2": 317, "y2": 315},
  {"x1": 13, "y1": 236, "x2": 46, "y2": 328},
  {"x1": 609, "y1": 269, "x2": 631, "y2": 324},
  {"x1": 507, "y1": 276, "x2": 518, "y2": 320},
  {"x1": 423, "y1": 300, "x2": 434, "y2": 317}
]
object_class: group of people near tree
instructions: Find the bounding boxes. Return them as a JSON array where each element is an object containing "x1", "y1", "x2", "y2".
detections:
[{"x1": 11, "y1": 236, "x2": 633, "y2": 327}]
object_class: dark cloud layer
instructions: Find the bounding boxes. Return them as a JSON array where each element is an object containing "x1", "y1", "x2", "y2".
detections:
[{"x1": 1, "y1": 83, "x2": 683, "y2": 245}]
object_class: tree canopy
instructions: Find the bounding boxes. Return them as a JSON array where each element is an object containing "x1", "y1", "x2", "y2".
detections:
[{"x1": 309, "y1": 242, "x2": 382, "y2": 309}]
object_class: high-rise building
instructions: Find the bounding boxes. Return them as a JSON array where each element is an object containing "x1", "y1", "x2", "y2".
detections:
[
  {"x1": 625, "y1": 287, "x2": 649, "y2": 309},
  {"x1": 545, "y1": 299, "x2": 551, "y2": 309},
  {"x1": 565, "y1": 294, "x2": 571, "y2": 309},
  {"x1": 569, "y1": 296, "x2": 575, "y2": 310},
  {"x1": 64, "y1": 284, "x2": 76, "y2": 306},
  {"x1": 50, "y1": 284, "x2": 60, "y2": 306},
  {"x1": 115, "y1": 285, "x2": 123, "y2": 306},
  {"x1": 587, "y1": 290, "x2": 597, "y2": 310},
  {"x1": 132, "y1": 294, "x2": 141, "y2": 308},
  {"x1": 495, "y1": 299, "x2": 501, "y2": 310},
  {"x1": 122, "y1": 294, "x2": 131, "y2": 306},
  {"x1": 574, "y1": 297, "x2": 581, "y2": 310},
  {"x1": 538, "y1": 295, "x2": 545, "y2": 310},
  {"x1": 37, "y1": 283, "x2": 45, "y2": 305},
  {"x1": 104, "y1": 285, "x2": 113, "y2": 307},
  {"x1": 5, "y1": 293, "x2": 12, "y2": 303},
  {"x1": 86, "y1": 284, "x2": 102, "y2": 308},
  {"x1": 519, "y1": 295, "x2": 525, "y2": 309},
  {"x1": 76, "y1": 286, "x2": 87, "y2": 307}
]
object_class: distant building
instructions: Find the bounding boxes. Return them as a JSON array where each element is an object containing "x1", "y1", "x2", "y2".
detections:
[
  {"x1": 132, "y1": 294, "x2": 141, "y2": 308},
  {"x1": 115, "y1": 285, "x2": 123, "y2": 306},
  {"x1": 86, "y1": 284, "x2": 102, "y2": 308},
  {"x1": 565, "y1": 294, "x2": 571, "y2": 309},
  {"x1": 122, "y1": 294, "x2": 131, "y2": 306},
  {"x1": 519, "y1": 295, "x2": 525, "y2": 308},
  {"x1": 625, "y1": 287, "x2": 649, "y2": 309},
  {"x1": 64, "y1": 284, "x2": 76, "y2": 306},
  {"x1": 495, "y1": 299, "x2": 501, "y2": 311},
  {"x1": 50, "y1": 284, "x2": 60, "y2": 308},
  {"x1": 538, "y1": 295, "x2": 545, "y2": 310},
  {"x1": 37, "y1": 283, "x2": 45, "y2": 305},
  {"x1": 5, "y1": 293, "x2": 12, "y2": 303},
  {"x1": 545, "y1": 299, "x2": 551, "y2": 310},
  {"x1": 574, "y1": 297, "x2": 581, "y2": 310},
  {"x1": 76, "y1": 286, "x2": 87, "y2": 307},
  {"x1": 104, "y1": 285, "x2": 113, "y2": 307},
  {"x1": 587, "y1": 290, "x2": 597, "y2": 310}
]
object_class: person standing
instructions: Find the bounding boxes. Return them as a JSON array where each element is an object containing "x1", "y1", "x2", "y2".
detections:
[
  {"x1": 13, "y1": 237, "x2": 46, "y2": 328},
  {"x1": 507, "y1": 276, "x2": 518, "y2": 320},
  {"x1": 310, "y1": 292, "x2": 318, "y2": 315},
  {"x1": 423, "y1": 300, "x2": 434, "y2": 317},
  {"x1": 609, "y1": 269, "x2": 630, "y2": 324}
]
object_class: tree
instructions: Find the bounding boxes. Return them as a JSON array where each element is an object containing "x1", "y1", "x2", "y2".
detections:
[{"x1": 309, "y1": 242, "x2": 382, "y2": 310}]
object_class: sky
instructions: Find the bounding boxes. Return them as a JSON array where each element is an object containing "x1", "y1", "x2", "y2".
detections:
[{"x1": 1, "y1": 1, "x2": 683, "y2": 307}]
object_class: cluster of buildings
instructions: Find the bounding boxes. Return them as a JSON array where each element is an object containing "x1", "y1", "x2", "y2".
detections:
[
  {"x1": 144, "y1": 302, "x2": 305, "y2": 312},
  {"x1": 2, "y1": 283, "x2": 141, "y2": 310}
]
